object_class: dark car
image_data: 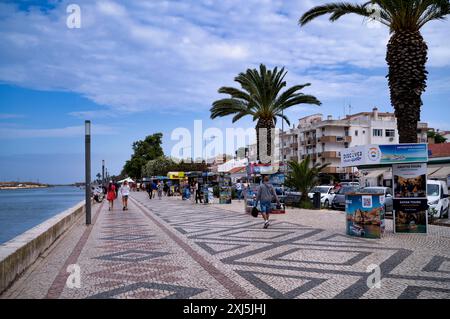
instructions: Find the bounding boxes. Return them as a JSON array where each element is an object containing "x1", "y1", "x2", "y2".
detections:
[{"x1": 331, "y1": 185, "x2": 360, "y2": 210}]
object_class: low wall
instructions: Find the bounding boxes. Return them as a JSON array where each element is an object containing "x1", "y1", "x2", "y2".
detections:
[{"x1": 0, "y1": 201, "x2": 86, "y2": 294}]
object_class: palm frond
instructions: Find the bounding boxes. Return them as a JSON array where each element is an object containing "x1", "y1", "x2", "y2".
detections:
[{"x1": 299, "y1": 2, "x2": 371, "y2": 26}]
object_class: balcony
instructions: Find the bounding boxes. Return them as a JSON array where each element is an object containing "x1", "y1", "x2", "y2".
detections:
[
  {"x1": 322, "y1": 167, "x2": 337, "y2": 174},
  {"x1": 321, "y1": 167, "x2": 352, "y2": 174},
  {"x1": 318, "y1": 136, "x2": 352, "y2": 143},
  {"x1": 321, "y1": 151, "x2": 340, "y2": 159}
]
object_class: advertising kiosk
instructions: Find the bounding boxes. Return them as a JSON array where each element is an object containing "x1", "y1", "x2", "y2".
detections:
[
  {"x1": 341, "y1": 143, "x2": 429, "y2": 236},
  {"x1": 218, "y1": 174, "x2": 232, "y2": 204},
  {"x1": 345, "y1": 192, "x2": 385, "y2": 238}
]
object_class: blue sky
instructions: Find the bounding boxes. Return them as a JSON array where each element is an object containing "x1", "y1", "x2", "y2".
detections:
[{"x1": 0, "y1": 0, "x2": 449, "y2": 184}]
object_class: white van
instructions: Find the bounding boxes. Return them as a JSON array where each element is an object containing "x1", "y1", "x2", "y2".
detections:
[{"x1": 427, "y1": 180, "x2": 449, "y2": 218}]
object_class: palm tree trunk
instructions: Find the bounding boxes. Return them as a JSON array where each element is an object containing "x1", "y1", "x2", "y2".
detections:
[
  {"x1": 386, "y1": 30, "x2": 428, "y2": 144},
  {"x1": 256, "y1": 118, "x2": 275, "y2": 163}
]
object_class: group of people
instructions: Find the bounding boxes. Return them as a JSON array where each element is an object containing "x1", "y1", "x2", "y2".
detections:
[
  {"x1": 145, "y1": 181, "x2": 169, "y2": 200},
  {"x1": 106, "y1": 180, "x2": 131, "y2": 211},
  {"x1": 103, "y1": 176, "x2": 280, "y2": 230}
]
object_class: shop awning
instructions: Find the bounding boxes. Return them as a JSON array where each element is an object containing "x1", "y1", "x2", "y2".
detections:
[
  {"x1": 427, "y1": 166, "x2": 441, "y2": 176},
  {"x1": 429, "y1": 166, "x2": 450, "y2": 179},
  {"x1": 229, "y1": 167, "x2": 246, "y2": 174}
]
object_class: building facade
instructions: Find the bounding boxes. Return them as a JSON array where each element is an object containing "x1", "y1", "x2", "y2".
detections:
[{"x1": 245, "y1": 108, "x2": 430, "y2": 179}]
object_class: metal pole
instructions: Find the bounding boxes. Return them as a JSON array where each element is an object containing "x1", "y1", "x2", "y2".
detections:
[
  {"x1": 281, "y1": 110, "x2": 285, "y2": 173},
  {"x1": 102, "y1": 160, "x2": 105, "y2": 186},
  {"x1": 85, "y1": 120, "x2": 91, "y2": 225}
]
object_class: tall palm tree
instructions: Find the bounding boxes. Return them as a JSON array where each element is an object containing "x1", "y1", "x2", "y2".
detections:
[
  {"x1": 285, "y1": 156, "x2": 330, "y2": 204},
  {"x1": 210, "y1": 64, "x2": 321, "y2": 162},
  {"x1": 299, "y1": 0, "x2": 450, "y2": 143}
]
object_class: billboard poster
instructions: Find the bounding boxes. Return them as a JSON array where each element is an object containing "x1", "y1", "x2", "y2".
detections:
[
  {"x1": 393, "y1": 163, "x2": 427, "y2": 198},
  {"x1": 341, "y1": 144, "x2": 428, "y2": 167},
  {"x1": 393, "y1": 199, "x2": 428, "y2": 233},
  {"x1": 379, "y1": 144, "x2": 428, "y2": 164},
  {"x1": 219, "y1": 175, "x2": 232, "y2": 204},
  {"x1": 346, "y1": 193, "x2": 385, "y2": 239}
]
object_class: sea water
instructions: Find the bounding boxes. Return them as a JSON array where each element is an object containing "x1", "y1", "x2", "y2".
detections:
[{"x1": 0, "y1": 186, "x2": 84, "y2": 244}]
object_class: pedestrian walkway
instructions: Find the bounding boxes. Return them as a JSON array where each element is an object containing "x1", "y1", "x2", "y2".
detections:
[{"x1": 2, "y1": 192, "x2": 450, "y2": 299}]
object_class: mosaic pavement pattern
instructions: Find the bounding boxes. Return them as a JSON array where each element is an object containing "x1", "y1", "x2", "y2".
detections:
[
  {"x1": 131, "y1": 193, "x2": 450, "y2": 299},
  {"x1": 2, "y1": 192, "x2": 450, "y2": 299}
]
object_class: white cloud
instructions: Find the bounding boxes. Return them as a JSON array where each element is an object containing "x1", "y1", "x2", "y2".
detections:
[
  {"x1": 0, "y1": 0, "x2": 449, "y2": 116},
  {"x1": 0, "y1": 113, "x2": 24, "y2": 119},
  {"x1": 0, "y1": 124, "x2": 117, "y2": 139}
]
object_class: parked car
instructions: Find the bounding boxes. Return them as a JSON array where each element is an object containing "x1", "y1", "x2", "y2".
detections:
[
  {"x1": 340, "y1": 181, "x2": 360, "y2": 187},
  {"x1": 308, "y1": 185, "x2": 335, "y2": 209},
  {"x1": 283, "y1": 187, "x2": 302, "y2": 205},
  {"x1": 361, "y1": 186, "x2": 394, "y2": 213},
  {"x1": 331, "y1": 185, "x2": 360, "y2": 210},
  {"x1": 427, "y1": 180, "x2": 449, "y2": 218}
]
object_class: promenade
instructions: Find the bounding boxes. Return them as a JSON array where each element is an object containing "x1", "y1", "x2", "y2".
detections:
[{"x1": 2, "y1": 192, "x2": 450, "y2": 299}]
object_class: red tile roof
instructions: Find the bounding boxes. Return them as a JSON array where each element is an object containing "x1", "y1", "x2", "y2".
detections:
[{"x1": 429, "y1": 143, "x2": 450, "y2": 158}]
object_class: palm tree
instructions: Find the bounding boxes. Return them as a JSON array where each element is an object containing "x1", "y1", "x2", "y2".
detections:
[
  {"x1": 285, "y1": 156, "x2": 330, "y2": 205},
  {"x1": 299, "y1": 0, "x2": 450, "y2": 143},
  {"x1": 210, "y1": 64, "x2": 321, "y2": 162}
]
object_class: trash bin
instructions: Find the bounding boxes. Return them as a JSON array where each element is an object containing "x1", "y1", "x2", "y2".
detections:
[{"x1": 313, "y1": 192, "x2": 321, "y2": 209}]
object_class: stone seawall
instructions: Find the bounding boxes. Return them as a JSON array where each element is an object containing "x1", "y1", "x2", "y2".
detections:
[{"x1": 0, "y1": 201, "x2": 86, "y2": 294}]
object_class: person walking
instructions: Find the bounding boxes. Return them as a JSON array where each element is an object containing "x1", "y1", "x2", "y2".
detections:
[
  {"x1": 195, "y1": 181, "x2": 203, "y2": 204},
  {"x1": 157, "y1": 181, "x2": 163, "y2": 200},
  {"x1": 163, "y1": 182, "x2": 169, "y2": 196},
  {"x1": 151, "y1": 180, "x2": 158, "y2": 199},
  {"x1": 146, "y1": 182, "x2": 152, "y2": 199},
  {"x1": 106, "y1": 181, "x2": 116, "y2": 211},
  {"x1": 120, "y1": 180, "x2": 131, "y2": 211},
  {"x1": 235, "y1": 180, "x2": 243, "y2": 202},
  {"x1": 254, "y1": 176, "x2": 280, "y2": 229}
]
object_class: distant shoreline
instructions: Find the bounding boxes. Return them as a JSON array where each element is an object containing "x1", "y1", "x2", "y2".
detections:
[{"x1": 0, "y1": 184, "x2": 49, "y2": 190}]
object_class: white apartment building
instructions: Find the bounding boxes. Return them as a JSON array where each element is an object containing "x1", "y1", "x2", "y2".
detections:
[
  {"x1": 296, "y1": 108, "x2": 429, "y2": 176},
  {"x1": 245, "y1": 108, "x2": 429, "y2": 177},
  {"x1": 280, "y1": 128, "x2": 299, "y2": 163}
]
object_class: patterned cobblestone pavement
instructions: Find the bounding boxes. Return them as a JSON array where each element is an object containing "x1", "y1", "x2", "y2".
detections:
[{"x1": 2, "y1": 192, "x2": 450, "y2": 299}]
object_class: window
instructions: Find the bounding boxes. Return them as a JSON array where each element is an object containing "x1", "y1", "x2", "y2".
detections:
[
  {"x1": 373, "y1": 129, "x2": 383, "y2": 137},
  {"x1": 355, "y1": 130, "x2": 358, "y2": 136},
  {"x1": 363, "y1": 130, "x2": 366, "y2": 134},
  {"x1": 385, "y1": 129, "x2": 395, "y2": 137}
]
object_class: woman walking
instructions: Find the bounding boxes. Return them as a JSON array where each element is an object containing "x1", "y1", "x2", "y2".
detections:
[
  {"x1": 120, "y1": 180, "x2": 131, "y2": 211},
  {"x1": 106, "y1": 181, "x2": 116, "y2": 211},
  {"x1": 157, "y1": 182, "x2": 163, "y2": 200}
]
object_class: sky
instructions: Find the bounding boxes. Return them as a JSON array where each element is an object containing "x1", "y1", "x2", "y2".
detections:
[{"x1": 0, "y1": 0, "x2": 449, "y2": 184}]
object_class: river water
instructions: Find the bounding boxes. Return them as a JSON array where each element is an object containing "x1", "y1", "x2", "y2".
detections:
[{"x1": 0, "y1": 186, "x2": 84, "y2": 244}]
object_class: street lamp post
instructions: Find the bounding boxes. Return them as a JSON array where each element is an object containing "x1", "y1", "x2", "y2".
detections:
[
  {"x1": 85, "y1": 120, "x2": 91, "y2": 225},
  {"x1": 102, "y1": 160, "x2": 105, "y2": 186}
]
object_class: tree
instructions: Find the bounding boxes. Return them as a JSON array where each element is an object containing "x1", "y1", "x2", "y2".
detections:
[
  {"x1": 142, "y1": 157, "x2": 209, "y2": 178},
  {"x1": 284, "y1": 156, "x2": 330, "y2": 206},
  {"x1": 428, "y1": 131, "x2": 448, "y2": 144},
  {"x1": 210, "y1": 64, "x2": 321, "y2": 162},
  {"x1": 299, "y1": 0, "x2": 450, "y2": 143},
  {"x1": 143, "y1": 156, "x2": 177, "y2": 177},
  {"x1": 122, "y1": 133, "x2": 164, "y2": 179}
]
